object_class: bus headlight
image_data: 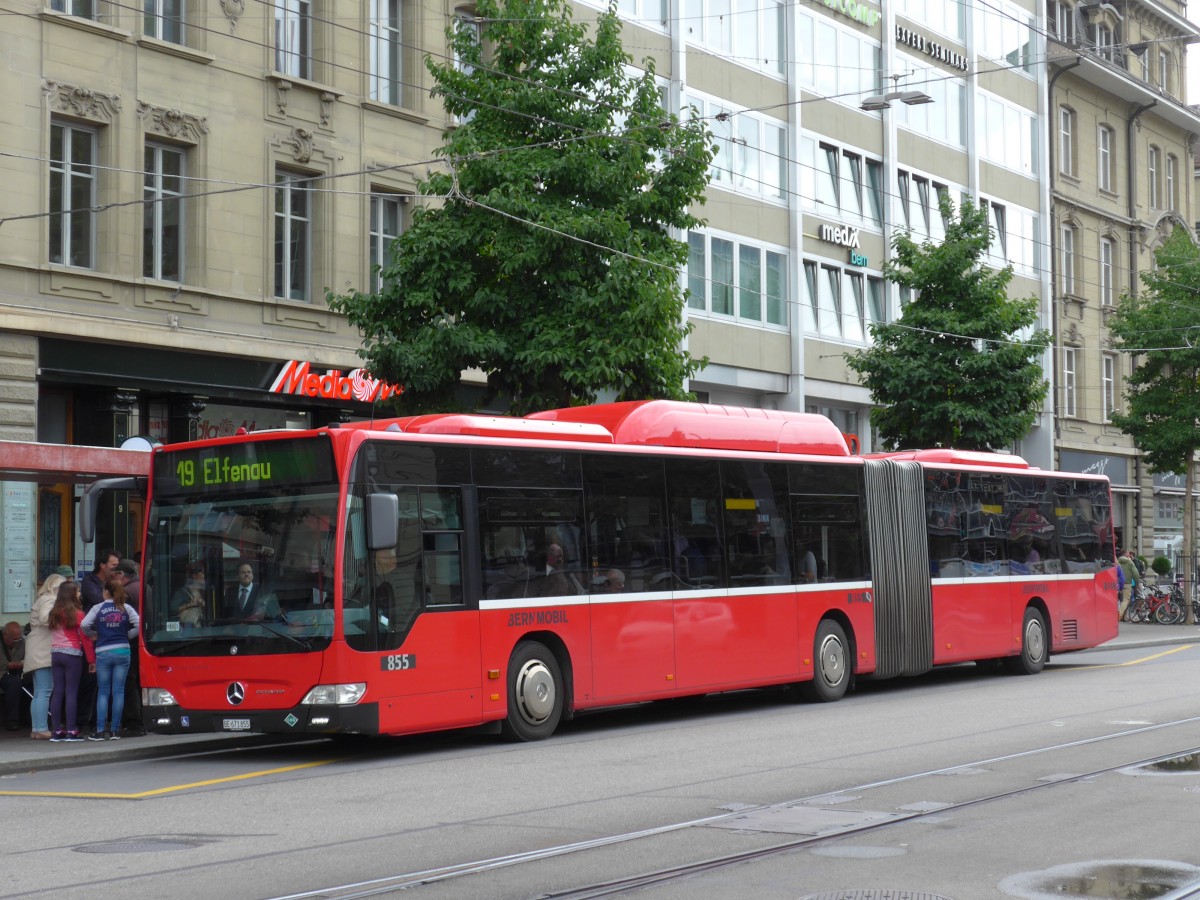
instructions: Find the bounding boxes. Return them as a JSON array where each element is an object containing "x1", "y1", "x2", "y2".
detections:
[
  {"x1": 143, "y1": 687, "x2": 178, "y2": 707},
  {"x1": 300, "y1": 683, "x2": 366, "y2": 706}
]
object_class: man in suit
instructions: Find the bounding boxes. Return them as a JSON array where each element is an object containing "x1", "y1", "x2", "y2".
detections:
[{"x1": 227, "y1": 562, "x2": 280, "y2": 622}]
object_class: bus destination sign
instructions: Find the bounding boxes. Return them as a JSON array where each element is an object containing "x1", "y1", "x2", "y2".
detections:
[{"x1": 154, "y1": 436, "x2": 337, "y2": 498}]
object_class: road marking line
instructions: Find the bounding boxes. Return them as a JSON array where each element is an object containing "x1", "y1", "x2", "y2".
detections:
[
  {"x1": 1060, "y1": 644, "x2": 1194, "y2": 671},
  {"x1": 0, "y1": 759, "x2": 333, "y2": 799}
]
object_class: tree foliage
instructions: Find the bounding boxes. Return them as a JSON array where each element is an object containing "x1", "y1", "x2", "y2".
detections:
[
  {"x1": 1107, "y1": 226, "x2": 1200, "y2": 618},
  {"x1": 329, "y1": 0, "x2": 714, "y2": 414},
  {"x1": 1108, "y1": 227, "x2": 1200, "y2": 477},
  {"x1": 844, "y1": 199, "x2": 1050, "y2": 451}
]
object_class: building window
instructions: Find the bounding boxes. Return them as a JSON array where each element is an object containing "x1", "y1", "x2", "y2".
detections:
[
  {"x1": 988, "y1": 201, "x2": 1007, "y2": 266},
  {"x1": 1058, "y1": 106, "x2": 1074, "y2": 176},
  {"x1": 978, "y1": 91, "x2": 1038, "y2": 176},
  {"x1": 369, "y1": 0, "x2": 402, "y2": 105},
  {"x1": 1060, "y1": 224, "x2": 1076, "y2": 295},
  {"x1": 896, "y1": 169, "x2": 951, "y2": 242},
  {"x1": 145, "y1": 0, "x2": 184, "y2": 43},
  {"x1": 690, "y1": 94, "x2": 786, "y2": 202},
  {"x1": 1166, "y1": 154, "x2": 1177, "y2": 211},
  {"x1": 275, "y1": 169, "x2": 311, "y2": 301},
  {"x1": 1103, "y1": 353, "x2": 1117, "y2": 421},
  {"x1": 370, "y1": 192, "x2": 404, "y2": 292},
  {"x1": 894, "y1": 0, "x2": 964, "y2": 41},
  {"x1": 802, "y1": 260, "x2": 882, "y2": 342},
  {"x1": 275, "y1": 0, "x2": 311, "y2": 79},
  {"x1": 1092, "y1": 23, "x2": 1113, "y2": 61},
  {"x1": 143, "y1": 143, "x2": 185, "y2": 282},
  {"x1": 1159, "y1": 50, "x2": 1172, "y2": 94},
  {"x1": 1099, "y1": 237, "x2": 1115, "y2": 307},
  {"x1": 1148, "y1": 145, "x2": 1160, "y2": 209},
  {"x1": 1062, "y1": 347, "x2": 1077, "y2": 418},
  {"x1": 687, "y1": 231, "x2": 786, "y2": 327},
  {"x1": 895, "y1": 57, "x2": 966, "y2": 149},
  {"x1": 980, "y1": 0, "x2": 1035, "y2": 74},
  {"x1": 450, "y1": 7, "x2": 481, "y2": 123},
  {"x1": 612, "y1": 0, "x2": 666, "y2": 27},
  {"x1": 687, "y1": 0, "x2": 785, "y2": 76},
  {"x1": 1047, "y1": 0, "x2": 1075, "y2": 42},
  {"x1": 49, "y1": 121, "x2": 97, "y2": 269},
  {"x1": 51, "y1": 0, "x2": 98, "y2": 18},
  {"x1": 1097, "y1": 125, "x2": 1114, "y2": 191}
]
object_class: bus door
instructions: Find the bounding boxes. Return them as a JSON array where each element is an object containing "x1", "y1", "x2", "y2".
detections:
[{"x1": 344, "y1": 481, "x2": 480, "y2": 732}]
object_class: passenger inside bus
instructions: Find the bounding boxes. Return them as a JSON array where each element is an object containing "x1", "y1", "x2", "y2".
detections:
[{"x1": 171, "y1": 562, "x2": 206, "y2": 628}]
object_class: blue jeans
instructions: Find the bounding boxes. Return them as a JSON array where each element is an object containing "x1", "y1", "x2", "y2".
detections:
[
  {"x1": 95, "y1": 650, "x2": 131, "y2": 734},
  {"x1": 30, "y1": 668, "x2": 52, "y2": 733}
]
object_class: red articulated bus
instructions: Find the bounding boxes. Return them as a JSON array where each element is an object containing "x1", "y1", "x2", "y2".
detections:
[{"x1": 117, "y1": 400, "x2": 1117, "y2": 741}]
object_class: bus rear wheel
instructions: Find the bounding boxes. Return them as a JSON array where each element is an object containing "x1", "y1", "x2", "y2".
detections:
[
  {"x1": 502, "y1": 641, "x2": 563, "y2": 741},
  {"x1": 801, "y1": 620, "x2": 850, "y2": 702},
  {"x1": 1005, "y1": 608, "x2": 1047, "y2": 675}
]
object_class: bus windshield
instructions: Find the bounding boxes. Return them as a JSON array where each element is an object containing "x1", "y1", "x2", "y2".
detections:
[{"x1": 143, "y1": 435, "x2": 340, "y2": 656}]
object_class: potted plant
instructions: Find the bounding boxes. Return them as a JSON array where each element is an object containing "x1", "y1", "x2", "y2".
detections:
[{"x1": 1151, "y1": 556, "x2": 1173, "y2": 584}]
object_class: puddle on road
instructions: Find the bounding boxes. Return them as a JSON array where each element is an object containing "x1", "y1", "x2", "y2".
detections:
[
  {"x1": 1142, "y1": 753, "x2": 1200, "y2": 773},
  {"x1": 1001, "y1": 860, "x2": 1200, "y2": 899}
]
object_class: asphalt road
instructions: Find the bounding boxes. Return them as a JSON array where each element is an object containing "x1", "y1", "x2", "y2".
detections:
[{"x1": 4, "y1": 632, "x2": 1200, "y2": 900}]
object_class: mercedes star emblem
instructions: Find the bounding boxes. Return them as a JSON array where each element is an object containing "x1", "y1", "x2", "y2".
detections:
[{"x1": 227, "y1": 682, "x2": 246, "y2": 706}]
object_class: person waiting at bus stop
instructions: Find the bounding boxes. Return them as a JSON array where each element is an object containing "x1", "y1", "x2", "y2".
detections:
[
  {"x1": 1, "y1": 622, "x2": 29, "y2": 731},
  {"x1": 1117, "y1": 550, "x2": 1138, "y2": 619}
]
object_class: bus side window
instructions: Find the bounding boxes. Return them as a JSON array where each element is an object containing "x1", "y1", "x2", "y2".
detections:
[
  {"x1": 582, "y1": 454, "x2": 668, "y2": 593},
  {"x1": 720, "y1": 460, "x2": 791, "y2": 586},
  {"x1": 421, "y1": 487, "x2": 464, "y2": 606}
]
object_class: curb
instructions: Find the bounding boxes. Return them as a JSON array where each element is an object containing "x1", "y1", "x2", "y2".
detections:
[{"x1": 0, "y1": 733, "x2": 282, "y2": 778}]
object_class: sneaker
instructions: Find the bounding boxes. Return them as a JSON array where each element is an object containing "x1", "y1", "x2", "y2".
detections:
[
  {"x1": 108, "y1": 732, "x2": 121, "y2": 741},
  {"x1": 30, "y1": 731, "x2": 52, "y2": 741},
  {"x1": 64, "y1": 731, "x2": 85, "y2": 743},
  {"x1": 87, "y1": 732, "x2": 107, "y2": 742},
  {"x1": 49, "y1": 731, "x2": 67, "y2": 743}
]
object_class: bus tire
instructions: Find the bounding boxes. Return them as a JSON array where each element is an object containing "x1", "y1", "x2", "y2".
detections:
[
  {"x1": 501, "y1": 641, "x2": 563, "y2": 742},
  {"x1": 1005, "y1": 608, "x2": 1047, "y2": 675},
  {"x1": 801, "y1": 619, "x2": 850, "y2": 702}
]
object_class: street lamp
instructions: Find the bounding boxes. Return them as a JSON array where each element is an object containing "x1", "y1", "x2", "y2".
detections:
[{"x1": 860, "y1": 89, "x2": 934, "y2": 111}]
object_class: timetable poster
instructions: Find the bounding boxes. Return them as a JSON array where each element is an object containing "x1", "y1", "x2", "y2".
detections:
[{"x1": 2, "y1": 482, "x2": 35, "y2": 613}]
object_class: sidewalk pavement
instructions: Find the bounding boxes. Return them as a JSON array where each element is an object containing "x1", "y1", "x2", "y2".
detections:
[{"x1": 1, "y1": 621, "x2": 1197, "y2": 777}]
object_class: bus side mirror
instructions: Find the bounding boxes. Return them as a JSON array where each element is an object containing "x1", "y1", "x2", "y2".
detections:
[{"x1": 366, "y1": 493, "x2": 399, "y2": 551}]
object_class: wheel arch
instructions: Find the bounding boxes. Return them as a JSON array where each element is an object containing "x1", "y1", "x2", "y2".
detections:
[{"x1": 510, "y1": 630, "x2": 575, "y2": 721}]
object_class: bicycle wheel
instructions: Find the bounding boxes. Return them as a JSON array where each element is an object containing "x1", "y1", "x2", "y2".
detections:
[
  {"x1": 1127, "y1": 598, "x2": 1149, "y2": 623},
  {"x1": 1155, "y1": 600, "x2": 1183, "y2": 625}
]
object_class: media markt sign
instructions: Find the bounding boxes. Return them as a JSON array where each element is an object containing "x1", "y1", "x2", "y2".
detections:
[
  {"x1": 268, "y1": 360, "x2": 403, "y2": 403},
  {"x1": 823, "y1": 0, "x2": 880, "y2": 27}
]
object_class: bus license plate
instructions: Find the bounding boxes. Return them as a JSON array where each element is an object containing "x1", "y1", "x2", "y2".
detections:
[{"x1": 223, "y1": 718, "x2": 251, "y2": 731}]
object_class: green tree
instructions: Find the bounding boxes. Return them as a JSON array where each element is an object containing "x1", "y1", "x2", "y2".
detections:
[
  {"x1": 329, "y1": 0, "x2": 713, "y2": 415},
  {"x1": 845, "y1": 199, "x2": 1050, "y2": 451},
  {"x1": 1108, "y1": 226, "x2": 1200, "y2": 621}
]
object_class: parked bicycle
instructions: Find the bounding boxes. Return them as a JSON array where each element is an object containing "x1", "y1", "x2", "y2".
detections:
[{"x1": 1124, "y1": 583, "x2": 1183, "y2": 625}]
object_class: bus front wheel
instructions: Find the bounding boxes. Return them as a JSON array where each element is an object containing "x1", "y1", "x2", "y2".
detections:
[
  {"x1": 1005, "y1": 608, "x2": 1047, "y2": 675},
  {"x1": 801, "y1": 620, "x2": 850, "y2": 702},
  {"x1": 502, "y1": 641, "x2": 564, "y2": 741}
]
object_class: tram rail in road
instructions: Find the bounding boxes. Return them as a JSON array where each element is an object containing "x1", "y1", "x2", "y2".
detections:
[{"x1": 252, "y1": 715, "x2": 1200, "y2": 900}]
